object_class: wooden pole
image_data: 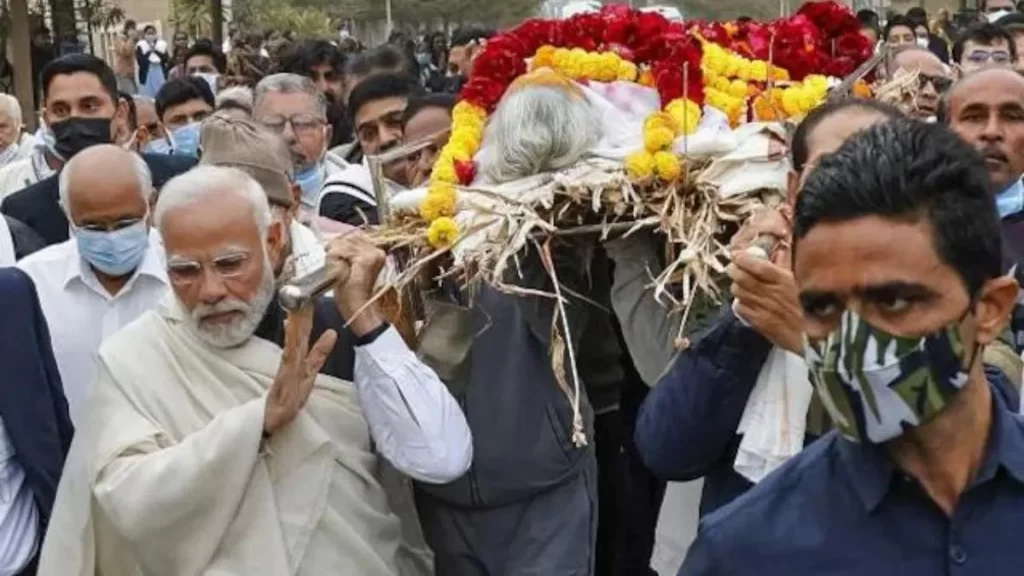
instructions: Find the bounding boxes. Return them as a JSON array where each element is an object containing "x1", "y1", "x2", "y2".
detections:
[
  {"x1": 10, "y1": 0, "x2": 36, "y2": 130},
  {"x1": 211, "y1": 0, "x2": 224, "y2": 48}
]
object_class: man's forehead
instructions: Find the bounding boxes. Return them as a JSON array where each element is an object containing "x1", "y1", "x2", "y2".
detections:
[
  {"x1": 964, "y1": 39, "x2": 1010, "y2": 53},
  {"x1": 894, "y1": 52, "x2": 945, "y2": 75},
  {"x1": 255, "y1": 90, "x2": 317, "y2": 114},
  {"x1": 951, "y1": 72, "x2": 1024, "y2": 109},
  {"x1": 48, "y1": 72, "x2": 109, "y2": 100},
  {"x1": 356, "y1": 97, "x2": 407, "y2": 125}
]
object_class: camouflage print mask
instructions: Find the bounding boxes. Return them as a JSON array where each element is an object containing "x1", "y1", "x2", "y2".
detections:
[{"x1": 804, "y1": 310, "x2": 974, "y2": 444}]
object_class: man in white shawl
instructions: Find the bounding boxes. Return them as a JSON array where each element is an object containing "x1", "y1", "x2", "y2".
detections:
[{"x1": 39, "y1": 165, "x2": 473, "y2": 575}]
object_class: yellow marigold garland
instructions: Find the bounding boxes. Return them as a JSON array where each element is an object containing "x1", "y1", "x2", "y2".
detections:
[{"x1": 427, "y1": 217, "x2": 460, "y2": 249}]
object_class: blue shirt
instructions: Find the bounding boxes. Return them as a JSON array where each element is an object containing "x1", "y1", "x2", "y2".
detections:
[
  {"x1": 679, "y1": 389, "x2": 1024, "y2": 576},
  {"x1": 996, "y1": 179, "x2": 1024, "y2": 219}
]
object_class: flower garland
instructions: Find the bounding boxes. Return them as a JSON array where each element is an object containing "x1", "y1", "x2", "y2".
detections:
[{"x1": 417, "y1": 1, "x2": 872, "y2": 249}]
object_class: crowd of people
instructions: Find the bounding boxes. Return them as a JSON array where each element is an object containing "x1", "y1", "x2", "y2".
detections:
[{"x1": 0, "y1": 1, "x2": 1019, "y2": 575}]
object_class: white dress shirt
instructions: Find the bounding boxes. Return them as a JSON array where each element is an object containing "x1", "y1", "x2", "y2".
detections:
[
  {"x1": 354, "y1": 326, "x2": 473, "y2": 484},
  {"x1": 0, "y1": 417, "x2": 38, "y2": 576},
  {"x1": 18, "y1": 234, "x2": 168, "y2": 423}
]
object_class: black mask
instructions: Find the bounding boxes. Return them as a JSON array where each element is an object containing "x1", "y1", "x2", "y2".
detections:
[{"x1": 50, "y1": 117, "x2": 113, "y2": 160}]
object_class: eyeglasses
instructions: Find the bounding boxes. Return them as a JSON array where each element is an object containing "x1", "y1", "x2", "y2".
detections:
[
  {"x1": 258, "y1": 114, "x2": 325, "y2": 136},
  {"x1": 166, "y1": 252, "x2": 251, "y2": 285},
  {"x1": 918, "y1": 73, "x2": 952, "y2": 93},
  {"x1": 965, "y1": 50, "x2": 1012, "y2": 65},
  {"x1": 77, "y1": 216, "x2": 145, "y2": 233}
]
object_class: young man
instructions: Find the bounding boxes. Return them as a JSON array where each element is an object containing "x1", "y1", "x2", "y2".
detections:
[
  {"x1": 679, "y1": 119, "x2": 1024, "y2": 576},
  {"x1": 0, "y1": 54, "x2": 194, "y2": 245},
  {"x1": 277, "y1": 40, "x2": 351, "y2": 147},
  {"x1": 318, "y1": 73, "x2": 414, "y2": 226},
  {"x1": 152, "y1": 76, "x2": 214, "y2": 157},
  {"x1": 982, "y1": 0, "x2": 1017, "y2": 22},
  {"x1": 181, "y1": 39, "x2": 225, "y2": 95},
  {"x1": 952, "y1": 22, "x2": 1016, "y2": 75},
  {"x1": 401, "y1": 93, "x2": 454, "y2": 187}
]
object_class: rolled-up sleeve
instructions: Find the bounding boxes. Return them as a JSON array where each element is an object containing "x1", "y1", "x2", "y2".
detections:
[
  {"x1": 634, "y1": 310, "x2": 772, "y2": 481},
  {"x1": 354, "y1": 326, "x2": 473, "y2": 484}
]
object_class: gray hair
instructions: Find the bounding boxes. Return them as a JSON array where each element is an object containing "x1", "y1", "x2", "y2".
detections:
[
  {"x1": 0, "y1": 94, "x2": 22, "y2": 125},
  {"x1": 476, "y1": 85, "x2": 599, "y2": 184},
  {"x1": 216, "y1": 86, "x2": 254, "y2": 112},
  {"x1": 254, "y1": 73, "x2": 328, "y2": 119},
  {"x1": 155, "y1": 165, "x2": 271, "y2": 235},
  {"x1": 59, "y1": 150, "x2": 153, "y2": 210}
]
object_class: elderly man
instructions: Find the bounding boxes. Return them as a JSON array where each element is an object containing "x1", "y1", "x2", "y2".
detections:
[
  {"x1": 0, "y1": 94, "x2": 29, "y2": 167},
  {"x1": 39, "y1": 165, "x2": 471, "y2": 576},
  {"x1": 18, "y1": 145, "x2": 166, "y2": 423},
  {"x1": 254, "y1": 73, "x2": 348, "y2": 216},
  {"x1": 132, "y1": 95, "x2": 160, "y2": 151},
  {"x1": 199, "y1": 113, "x2": 325, "y2": 278},
  {"x1": 0, "y1": 267, "x2": 74, "y2": 575},
  {"x1": 1, "y1": 54, "x2": 194, "y2": 246},
  {"x1": 886, "y1": 46, "x2": 951, "y2": 120}
]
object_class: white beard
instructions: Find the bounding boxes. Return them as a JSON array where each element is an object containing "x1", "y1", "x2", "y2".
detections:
[{"x1": 184, "y1": 254, "x2": 276, "y2": 349}]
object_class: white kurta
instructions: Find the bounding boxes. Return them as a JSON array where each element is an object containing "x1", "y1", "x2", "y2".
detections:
[{"x1": 38, "y1": 296, "x2": 432, "y2": 576}]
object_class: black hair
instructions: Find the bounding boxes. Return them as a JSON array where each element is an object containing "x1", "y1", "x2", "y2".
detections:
[
  {"x1": 402, "y1": 93, "x2": 456, "y2": 126},
  {"x1": 41, "y1": 53, "x2": 119, "y2": 105},
  {"x1": 883, "y1": 15, "x2": 915, "y2": 41},
  {"x1": 953, "y1": 22, "x2": 1017, "y2": 63},
  {"x1": 790, "y1": 98, "x2": 903, "y2": 173},
  {"x1": 857, "y1": 9, "x2": 880, "y2": 29},
  {"x1": 348, "y1": 73, "x2": 414, "y2": 122},
  {"x1": 142, "y1": 25, "x2": 156, "y2": 35},
  {"x1": 450, "y1": 28, "x2": 493, "y2": 48},
  {"x1": 345, "y1": 45, "x2": 410, "y2": 78},
  {"x1": 124, "y1": 20, "x2": 137, "y2": 32},
  {"x1": 795, "y1": 119, "x2": 1001, "y2": 295},
  {"x1": 183, "y1": 39, "x2": 226, "y2": 73},
  {"x1": 155, "y1": 76, "x2": 215, "y2": 121},
  {"x1": 120, "y1": 91, "x2": 138, "y2": 130},
  {"x1": 277, "y1": 40, "x2": 346, "y2": 76},
  {"x1": 906, "y1": 7, "x2": 928, "y2": 27}
]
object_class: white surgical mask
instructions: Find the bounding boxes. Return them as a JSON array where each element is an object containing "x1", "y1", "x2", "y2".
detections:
[{"x1": 916, "y1": 37, "x2": 930, "y2": 48}]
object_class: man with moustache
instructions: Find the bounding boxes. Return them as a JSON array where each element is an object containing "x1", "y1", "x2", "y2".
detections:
[
  {"x1": 38, "y1": 165, "x2": 472, "y2": 576},
  {"x1": 946, "y1": 68, "x2": 1024, "y2": 354}
]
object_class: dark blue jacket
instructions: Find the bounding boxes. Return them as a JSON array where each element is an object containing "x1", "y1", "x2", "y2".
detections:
[
  {"x1": 0, "y1": 268, "x2": 74, "y2": 552},
  {"x1": 1, "y1": 153, "x2": 195, "y2": 246},
  {"x1": 635, "y1": 309, "x2": 1021, "y2": 517}
]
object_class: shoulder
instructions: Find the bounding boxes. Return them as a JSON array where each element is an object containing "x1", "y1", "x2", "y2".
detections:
[
  {"x1": 2, "y1": 175, "x2": 54, "y2": 217},
  {"x1": 98, "y1": 309, "x2": 164, "y2": 364},
  {"x1": 0, "y1": 157, "x2": 30, "y2": 179},
  {"x1": 18, "y1": 239, "x2": 73, "y2": 269},
  {"x1": 0, "y1": 267, "x2": 35, "y2": 299},
  {"x1": 698, "y1": 433, "x2": 844, "y2": 547}
]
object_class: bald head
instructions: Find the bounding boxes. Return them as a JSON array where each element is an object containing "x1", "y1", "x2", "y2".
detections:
[
  {"x1": 946, "y1": 67, "x2": 1024, "y2": 192},
  {"x1": 59, "y1": 145, "x2": 152, "y2": 226},
  {"x1": 889, "y1": 47, "x2": 946, "y2": 78}
]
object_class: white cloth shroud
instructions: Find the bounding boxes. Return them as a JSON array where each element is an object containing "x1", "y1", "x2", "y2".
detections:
[{"x1": 734, "y1": 346, "x2": 814, "y2": 484}]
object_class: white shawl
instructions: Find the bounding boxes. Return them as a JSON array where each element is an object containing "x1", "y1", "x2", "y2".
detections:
[{"x1": 39, "y1": 295, "x2": 431, "y2": 576}]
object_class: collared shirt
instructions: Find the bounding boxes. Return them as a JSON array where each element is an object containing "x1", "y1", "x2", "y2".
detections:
[
  {"x1": 679, "y1": 386, "x2": 1024, "y2": 576},
  {"x1": 18, "y1": 233, "x2": 168, "y2": 423},
  {"x1": 996, "y1": 178, "x2": 1024, "y2": 219},
  {"x1": 255, "y1": 299, "x2": 472, "y2": 484},
  {"x1": 0, "y1": 417, "x2": 38, "y2": 575}
]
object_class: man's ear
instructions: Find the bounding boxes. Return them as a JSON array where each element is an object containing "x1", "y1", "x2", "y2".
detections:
[
  {"x1": 265, "y1": 218, "x2": 286, "y2": 268},
  {"x1": 974, "y1": 274, "x2": 1020, "y2": 346},
  {"x1": 786, "y1": 170, "x2": 800, "y2": 207},
  {"x1": 324, "y1": 124, "x2": 334, "y2": 151}
]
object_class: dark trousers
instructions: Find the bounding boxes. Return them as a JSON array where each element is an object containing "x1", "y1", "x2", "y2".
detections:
[{"x1": 594, "y1": 377, "x2": 667, "y2": 576}]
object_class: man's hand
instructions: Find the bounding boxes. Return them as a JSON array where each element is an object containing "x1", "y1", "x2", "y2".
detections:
[
  {"x1": 327, "y1": 231, "x2": 386, "y2": 337},
  {"x1": 728, "y1": 251, "x2": 804, "y2": 354},
  {"x1": 264, "y1": 306, "x2": 338, "y2": 435}
]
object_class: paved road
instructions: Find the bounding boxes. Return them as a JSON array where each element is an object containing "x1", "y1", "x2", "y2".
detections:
[{"x1": 652, "y1": 480, "x2": 703, "y2": 576}]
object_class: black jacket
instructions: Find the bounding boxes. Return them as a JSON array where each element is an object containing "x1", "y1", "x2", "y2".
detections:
[
  {"x1": 1, "y1": 153, "x2": 195, "y2": 247},
  {"x1": 0, "y1": 268, "x2": 74, "y2": 572}
]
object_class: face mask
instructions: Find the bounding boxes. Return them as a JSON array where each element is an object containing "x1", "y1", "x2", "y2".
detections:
[
  {"x1": 294, "y1": 162, "x2": 325, "y2": 208},
  {"x1": 167, "y1": 122, "x2": 201, "y2": 157},
  {"x1": 988, "y1": 10, "x2": 1012, "y2": 23},
  {"x1": 916, "y1": 37, "x2": 930, "y2": 48},
  {"x1": 143, "y1": 137, "x2": 171, "y2": 155},
  {"x1": 804, "y1": 308, "x2": 976, "y2": 444},
  {"x1": 50, "y1": 117, "x2": 113, "y2": 160},
  {"x1": 194, "y1": 72, "x2": 219, "y2": 95},
  {"x1": 416, "y1": 52, "x2": 431, "y2": 66},
  {"x1": 73, "y1": 220, "x2": 150, "y2": 277}
]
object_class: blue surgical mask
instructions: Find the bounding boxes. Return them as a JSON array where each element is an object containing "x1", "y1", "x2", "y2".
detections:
[
  {"x1": 168, "y1": 122, "x2": 202, "y2": 157},
  {"x1": 38, "y1": 123, "x2": 61, "y2": 159},
  {"x1": 74, "y1": 221, "x2": 150, "y2": 276},
  {"x1": 294, "y1": 162, "x2": 325, "y2": 208}
]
